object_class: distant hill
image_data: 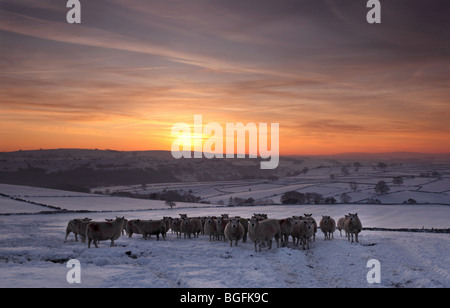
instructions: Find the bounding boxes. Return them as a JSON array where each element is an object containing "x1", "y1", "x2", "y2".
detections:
[{"x1": 1, "y1": 149, "x2": 449, "y2": 192}]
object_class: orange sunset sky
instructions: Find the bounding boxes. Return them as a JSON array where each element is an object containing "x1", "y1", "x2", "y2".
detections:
[{"x1": 1, "y1": 0, "x2": 449, "y2": 155}]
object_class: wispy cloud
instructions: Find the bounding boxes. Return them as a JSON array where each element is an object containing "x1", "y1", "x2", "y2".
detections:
[{"x1": 0, "y1": 0, "x2": 449, "y2": 153}]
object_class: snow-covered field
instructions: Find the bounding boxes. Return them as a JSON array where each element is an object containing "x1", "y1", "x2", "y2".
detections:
[{"x1": 0, "y1": 183, "x2": 449, "y2": 288}]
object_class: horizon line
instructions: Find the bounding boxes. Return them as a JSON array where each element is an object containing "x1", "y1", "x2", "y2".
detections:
[{"x1": 1, "y1": 148, "x2": 450, "y2": 157}]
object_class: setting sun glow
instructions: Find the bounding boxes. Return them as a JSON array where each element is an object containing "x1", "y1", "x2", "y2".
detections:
[{"x1": 0, "y1": 1, "x2": 449, "y2": 155}]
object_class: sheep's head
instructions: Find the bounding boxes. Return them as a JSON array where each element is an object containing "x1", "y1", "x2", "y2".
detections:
[
  {"x1": 249, "y1": 217, "x2": 259, "y2": 228},
  {"x1": 322, "y1": 216, "x2": 331, "y2": 224},
  {"x1": 230, "y1": 218, "x2": 240, "y2": 229},
  {"x1": 348, "y1": 213, "x2": 358, "y2": 222}
]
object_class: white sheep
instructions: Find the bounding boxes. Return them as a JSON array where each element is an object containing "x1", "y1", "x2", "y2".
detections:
[
  {"x1": 292, "y1": 219, "x2": 314, "y2": 250},
  {"x1": 302, "y1": 214, "x2": 317, "y2": 241},
  {"x1": 248, "y1": 217, "x2": 281, "y2": 252},
  {"x1": 216, "y1": 216, "x2": 229, "y2": 241},
  {"x1": 125, "y1": 219, "x2": 142, "y2": 238},
  {"x1": 319, "y1": 215, "x2": 336, "y2": 240},
  {"x1": 337, "y1": 216, "x2": 347, "y2": 237},
  {"x1": 180, "y1": 218, "x2": 202, "y2": 239},
  {"x1": 224, "y1": 218, "x2": 245, "y2": 247},
  {"x1": 86, "y1": 217, "x2": 126, "y2": 248},
  {"x1": 204, "y1": 216, "x2": 218, "y2": 241},
  {"x1": 170, "y1": 218, "x2": 182, "y2": 238},
  {"x1": 278, "y1": 217, "x2": 296, "y2": 246},
  {"x1": 65, "y1": 218, "x2": 91, "y2": 242},
  {"x1": 344, "y1": 213, "x2": 362, "y2": 243},
  {"x1": 135, "y1": 219, "x2": 167, "y2": 240}
]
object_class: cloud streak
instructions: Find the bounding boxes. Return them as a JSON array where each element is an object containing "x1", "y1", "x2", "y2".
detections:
[{"x1": 0, "y1": 0, "x2": 449, "y2": 153}]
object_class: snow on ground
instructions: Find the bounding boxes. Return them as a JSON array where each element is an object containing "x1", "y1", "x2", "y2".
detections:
[
  {"x1": 0, "y1": 203, "x2": 449, "y2": 288},
  {"x1": 0, "y1": 182, "x2": 449, "y2": 288}
]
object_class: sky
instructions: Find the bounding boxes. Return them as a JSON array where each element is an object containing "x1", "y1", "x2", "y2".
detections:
[{"x1": 0, "y1": 0, "x2": 449, "y2": 155}]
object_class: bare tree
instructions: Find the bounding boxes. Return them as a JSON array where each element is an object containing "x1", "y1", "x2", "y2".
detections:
[
  {"x1": 165, "y1": 200, "x2": 176, "y2": 209},
  {"x1": 375, "y1": 181, "x2": 390, "y2": 195}
]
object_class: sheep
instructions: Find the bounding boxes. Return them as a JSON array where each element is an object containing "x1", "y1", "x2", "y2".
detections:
[
  {"x1": 170, "y1": 218, "x2": 182, "y2": 238},
  {"x1": 302, "y1": 214, "x2": 317, "y2": 241},
  {"x1": 163, "y1": 216, "x2": 172, "y2": 233},
  {"x1": 180, "y1": 218, "x2": 201, "y2": 239},
  {"x1": 125, "y1": 219, "x2": 142, "y2": 238},
  {"x1": 252, "y1": 213, "x2": 268, "y2": 221},
  {"x1": 190, "y1": 218, "x2": 202, "y2": 238},
  {"x1": 224, "y1": 218, "x2": 245, "y2": 247},
  {"x1": 319, "y1": 216, "x2": 336, "y2": 240},
  {"x1": 65, "y1": 218, "x2": 91, "y2": 242},
  {"x1": 337, "y1": 216, "x2": 347, "y2": 237},
  {"x1": 135, "y1": 219, "x2": 167, "y2": 241},
  {"x1": 344, "y1": 213, "x2": 362, "y2": 243},
  {"x1": 199, "y1": 216, "x2": 207, "y2": 235},
  {"x1": 278, "y1": 217, "x2": 296, "y2": 246},
  {"x1": 237, "y1": 217, "x2": 248, "y2": 243},
  {"x1": 247, "y1": 217, "x2": 281, "y2": 252},
  {"x1": 292, "y1": 219, "x2": 314, "y2": 250},
  {"x1": 204, "y1": 216, "x2": 219, "y2": 241},
  {"x1": 86, "y1": 216, "x2": 126, "y2": 248},
  {"x1": 216, "y1": 216, "x2": 229, "y2": 241}
]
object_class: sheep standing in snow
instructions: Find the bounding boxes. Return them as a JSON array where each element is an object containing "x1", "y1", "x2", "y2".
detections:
[
  {"x1": 319, "y1": 216, "x2": 336, "y2": 240},
  {"x1": 125, "y1": 219, "x2": 142, "y2": 238},
  {"x1": 180, "y1": 217, "x2": 202, "y2": 239},
  {"x1": 65, "y1": 218, "x2": 91, "y2": 242},
  {"x1": 204, "y1": 216, "x2": 218, "y2": 241},
  {"x1": 302, "y1": 214, "x2": 317, "y2": 241},
  {"x1": 344, "y1": 213, "x2": 362, "y2": 243},
  {"x1": 216, "y1": 216, "x2": 229, "y2": 241},
  {"x1": 292, "y1": 219, "x2": 314, "y2": 250},
  {"x1": 170, "y1": 218, "x2": 182, "y2": 238},
  {"x1": 337, "y1": 216, "x2": 347, "y2": 237},
  {"x1": 278, "y1": 217, "x2": 296, "y2": 246},
  {"x1": 86, "y1": 216, "x2": 126, "y2": 248},
  {"x1": 224, "y1": 218, "x2": 245, "y2": 247},
  {"x1": 136, "y1": 219, "x2": 167, "y2": 241},
  {"x1": 237, "y1": 217, "x2": 248, "y2": 243},
  {"x1": 163, "y1": 217, "x2": 172, "y2": 233},
  {"x1": 248, "y1": 217, "x2": 281, "y2": 252}
]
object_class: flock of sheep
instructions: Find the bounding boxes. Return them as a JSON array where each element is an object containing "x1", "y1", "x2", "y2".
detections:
[{"x1": 64, "y1": 212, "x2": 363, "y2": 252}]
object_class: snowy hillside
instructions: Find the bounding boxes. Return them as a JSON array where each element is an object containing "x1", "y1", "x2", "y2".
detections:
[
  {"x1": 0, "y1": 183, "x2": 449, "y2": 288},
  {"x1": 1, "y1": 150, "x2": 449, "y2": 288}
]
